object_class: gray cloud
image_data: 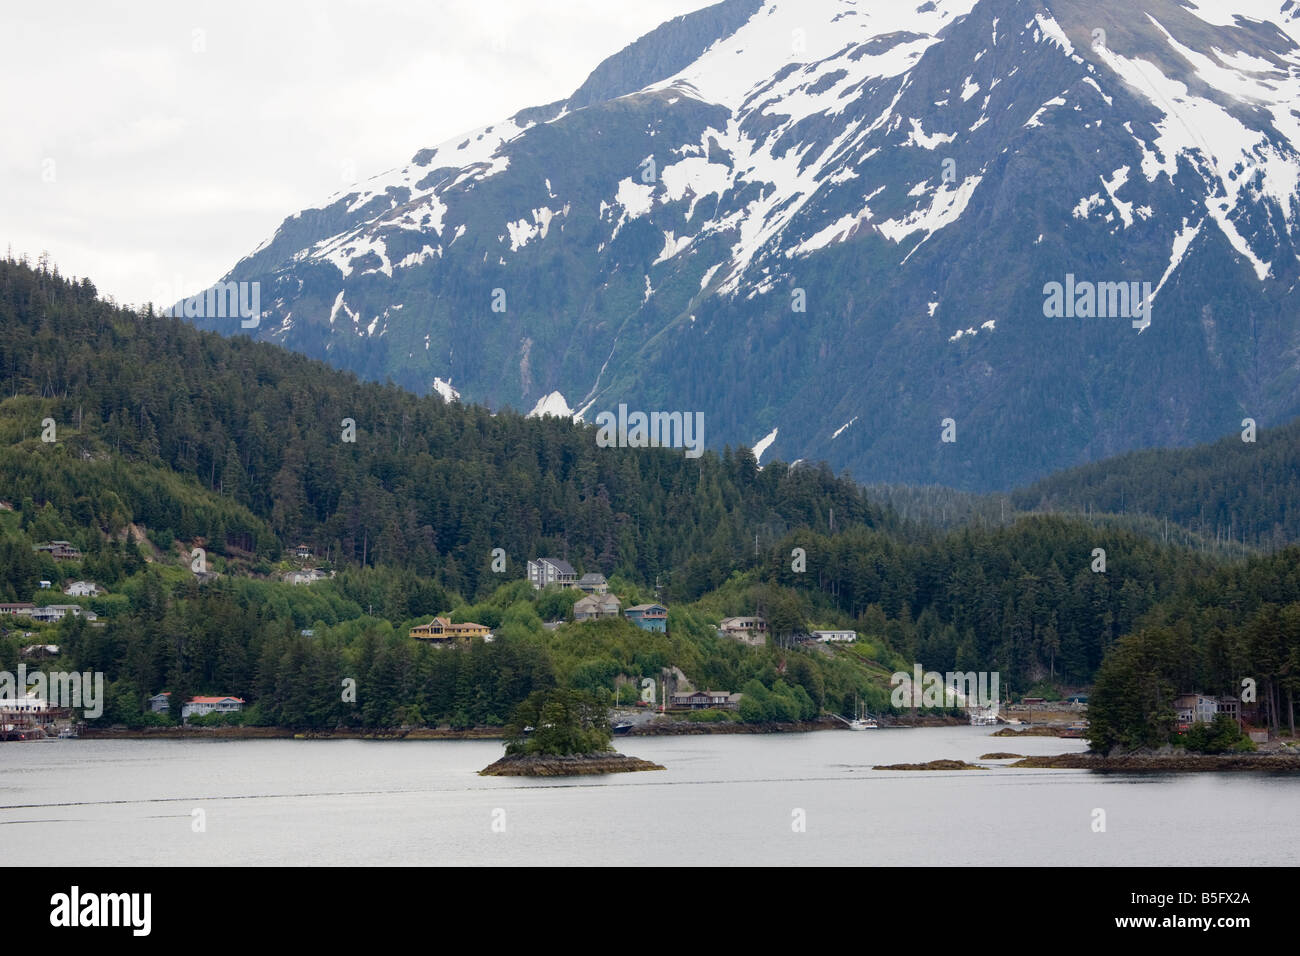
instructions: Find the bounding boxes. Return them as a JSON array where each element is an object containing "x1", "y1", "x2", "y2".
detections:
[{"x1": 1, "y1": 0, "x2": 714, "y2": 306}]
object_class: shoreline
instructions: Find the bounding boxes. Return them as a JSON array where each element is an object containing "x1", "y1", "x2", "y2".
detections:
[
  {"x1": 1011, "y1": 752, "x2": 1300, "y2": 771},
  {"x1": 78, "y1": 713, "x2": 970, "y2": 740}
]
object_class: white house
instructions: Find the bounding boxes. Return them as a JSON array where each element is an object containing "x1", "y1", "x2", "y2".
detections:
[
  {"x1": 181, "y1": 696, "x2": 245, "y2": 719},
  {"x1": 0, "y1": 693, "x2": 50, "y2": 714},
  {"x1": 29, "y1": 605, "x2": 97, "y2": 624},
  {"x1": 811, "y1": 629, "x2": 857, "y2": 643},
  {"x1": 64, "y1": 581, "x2": 100, "y2": 597}
]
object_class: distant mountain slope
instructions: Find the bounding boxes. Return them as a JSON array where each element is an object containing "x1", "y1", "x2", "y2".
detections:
[
  {"x1": 187, "y1": 0, "x2": 1300, "y2": 491},
  {"x1": 1012, "y1": 415, "x2": 1300, "y2": 550}
]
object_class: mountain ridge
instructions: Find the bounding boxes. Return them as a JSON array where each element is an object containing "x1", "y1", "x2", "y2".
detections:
[{"x1": 186, "y1": 0, "x2": 1300, "y2": 490}]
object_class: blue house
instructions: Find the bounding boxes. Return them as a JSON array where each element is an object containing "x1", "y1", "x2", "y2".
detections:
[{"x1": 624, "y1": 603, "x2": 668, "y2": 632}]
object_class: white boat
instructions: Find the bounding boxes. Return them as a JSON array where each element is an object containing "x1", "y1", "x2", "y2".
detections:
[
  {"x1": 846, "y1": 697, "x2": 878, "y2": 730},
  {"x1": 969, "y1": 706, "x2": 999, "y2": 726}
]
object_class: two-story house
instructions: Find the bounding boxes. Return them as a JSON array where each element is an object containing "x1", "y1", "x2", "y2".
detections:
[
  {"x1": 33, "y1": 541, "x2": 82, "y2": 560},
  {"x1": 719, "y1": 616, "x2": 767, "y2": 645},
  {"x1": 1173, "y1": 693, "x2": 1220, "y2": 729},
  {"x1": 409, "y1": 617, "x2": 493, "y2": 644},
  {"x1": 527, "y1": 558, "x2": 577, "y2": 590},
  {"x1": 624, "y1": 604, "x2": 668, "y2": 632},
  {"x1": 573, "y1": 593, "x2": 621, "y2": 621},
  {"x1": 576, "y1": 573, "x2": 609, "y2": 594}
]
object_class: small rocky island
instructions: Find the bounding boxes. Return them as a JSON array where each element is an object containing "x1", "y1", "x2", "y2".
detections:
[
  {"x1": 480, "y1": 752, "x2": 664, "y2": 776},
  {"x1": 479, "y1": 689, "x2": 664, "y2": 777}
]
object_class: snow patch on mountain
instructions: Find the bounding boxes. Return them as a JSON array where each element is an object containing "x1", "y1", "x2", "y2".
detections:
[
  {"x1": 527, "y1": 391, "x2": 574, "y2": 419},
  {"x1": 398, "y1": 245, "x2": 441, "y2": 270},
  {"x1": 1100, "y1": 166, "x2": 1134, "y2": 228},
  {"x1": 433, "y1": 378, "x2": 460, "y2": 403},
  {"x1": 329, "y1": 291, "x2": 358, "y2": 326},
  {"x1": 1033, "y1": 13, "x2": 1075, "y2": 55},
  {"x1": 646, "y1": 0, "x2": 978, "y2": 110},
  {"x1": 1024, "y1": 94, "x2": 1067, "y2": 129},
  {"x1": 905, "y1": 118, "x2": 956, "y2": 149},
  {"x1": 654, "y1": 230, "x2": 694, "y2": 265},
  {"x1": 660, "y1": 157, "x2": 731, "y2": 220},
  {"x1": 879, "y1": 175, "x2": 983, "y2": 243},
  {"x1": 1151, "y1": 218, "x2": 1203, "y2": 301},
  {"x1": 949, "y1": 319, "x2": 995, "y2": 342},
  {"x1": 506, "y1": 207, "x2": 558, "y2": 252},
  {"x1": 1091, "y1": 16, "x2": 1300, "y2": 277}
]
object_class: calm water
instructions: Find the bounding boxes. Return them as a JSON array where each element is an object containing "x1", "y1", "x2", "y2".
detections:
[{"x1": 1, "y1": 728, "x2": 1296, "y2": 865}]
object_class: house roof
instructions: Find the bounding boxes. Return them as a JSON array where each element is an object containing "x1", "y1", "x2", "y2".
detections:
[
  {"x1": 626, "y1": 604, "x2": 667, "y2": 612},
  {"x1": 189, "y1": 696, "x2": 245, "y2": 704},
  {"x1": 537, "y1": 557, "x2": 576, "y2": 574},
  {"x1": 578, "y1": 572, "x2": 607, "y2": 583}
]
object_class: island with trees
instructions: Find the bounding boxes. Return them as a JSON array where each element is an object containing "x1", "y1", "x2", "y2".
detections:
[{"x1": 478, "y1": 689, "x2": 664, "y2": 776}]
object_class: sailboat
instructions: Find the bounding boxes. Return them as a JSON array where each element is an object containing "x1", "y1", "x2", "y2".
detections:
[{"x1": 847, "y1": 696, "x2": 878, "y2": 730}]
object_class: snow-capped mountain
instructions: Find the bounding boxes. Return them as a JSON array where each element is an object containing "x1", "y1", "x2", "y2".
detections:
[{"x1": 193, "y1": 0, "x2": 1300, "y2": 490}]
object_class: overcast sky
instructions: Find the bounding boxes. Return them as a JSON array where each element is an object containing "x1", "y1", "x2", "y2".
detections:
[{"x1": 1, "y1": 0, "x2": 714, "y2": 308}]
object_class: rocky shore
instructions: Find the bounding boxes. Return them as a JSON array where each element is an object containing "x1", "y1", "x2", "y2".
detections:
[
  {"x1": 991, "y1": 726, "x2": 1074, "y2": 737},
  {"x1": 625, "y1": 716, "x2": 838, "y2": 735},
  {"x1": 478, "y1": 752, "x2": 665, "y2": 776},
  {"x1": 873, "y1": 759, "x2": 984, "y2": 771},
  {"x1": 80, "y1": 725, "x2": 504, "y2": 740},
  {"x1": 83, "y1": 717, "x2": 852, "y2": 740},
  {"x1": 1012, "y1": 752, "x2": 1300, "y2": 771}
]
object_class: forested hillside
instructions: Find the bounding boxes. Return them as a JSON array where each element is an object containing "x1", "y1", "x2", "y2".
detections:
[
  {"x1": 1088, "y1": 546, "x2": 1300, "y2": 749},
  {"x1": 752, "y1": 517, "x2": 1217, "y2": 692},
  {"x1": 1012, "y1": 420, "x2": 1300, "y2": 553},
  {"x1": 2, "y1": 256, "x2": 1288, "y2": 738},
  {"x1": 0, "y1": 256, "x2": 885, "y2": 600}
]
